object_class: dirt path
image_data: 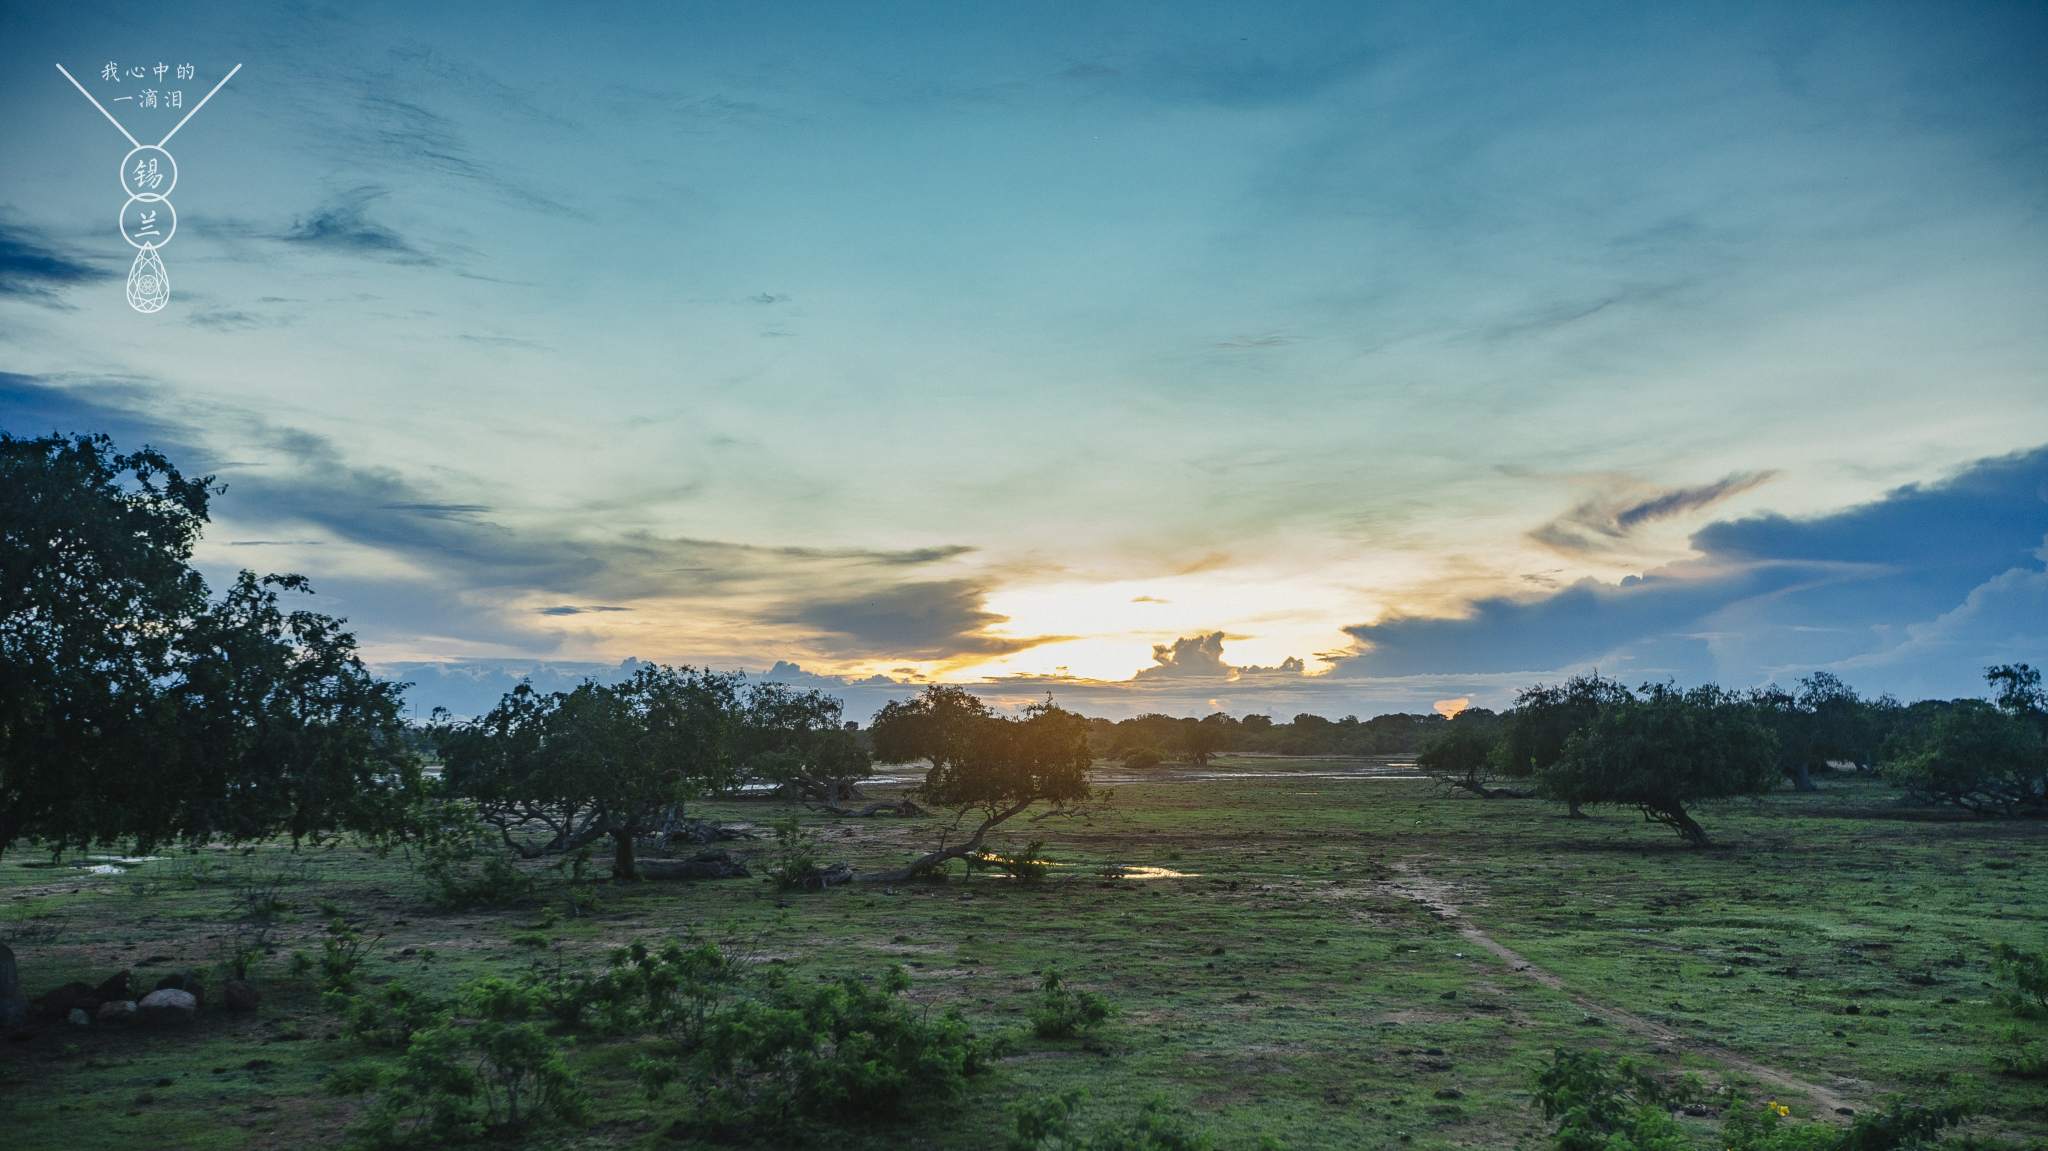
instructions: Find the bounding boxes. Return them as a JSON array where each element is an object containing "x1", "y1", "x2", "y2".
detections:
[{"x1": 1382, "y1": 861, "x2": 1858, "y2": 1117}]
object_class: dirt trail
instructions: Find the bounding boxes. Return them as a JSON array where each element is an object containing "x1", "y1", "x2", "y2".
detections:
[{"x1": 1382, "y1": 861, "x2": 1857, "y2": 1117}]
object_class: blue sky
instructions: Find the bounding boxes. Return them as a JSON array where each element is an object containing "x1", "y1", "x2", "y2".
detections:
[{"x1": 3, "y1": 1, "x2": 2044, "y2": 719}]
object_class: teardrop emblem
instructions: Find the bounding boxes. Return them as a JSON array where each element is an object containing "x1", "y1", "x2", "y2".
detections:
[{"x1": 126, "y1": 244, "x2": 169, "y2": 313}]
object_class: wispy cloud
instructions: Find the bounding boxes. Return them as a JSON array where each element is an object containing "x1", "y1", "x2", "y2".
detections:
[
  {"x1": 1529, "y1": 470, "x2": 1781, "y2": 555},
  {"x1": 0, "y1": 220, "x2": 113, "y2": 304},
  {"x1": 281, "y1": 187, "x2": 436, "y2": 263}
]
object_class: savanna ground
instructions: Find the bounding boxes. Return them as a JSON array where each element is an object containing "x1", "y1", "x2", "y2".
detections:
[{"x1": 3, "y1": 760, "x2": 2045, "y2": 1150}]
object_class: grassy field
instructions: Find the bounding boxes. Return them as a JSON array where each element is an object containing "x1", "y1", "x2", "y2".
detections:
[{"x1": 3, "y1": 760, "x2": 2045, "y2": 1150}]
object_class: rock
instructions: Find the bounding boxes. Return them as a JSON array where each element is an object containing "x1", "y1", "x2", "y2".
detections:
[
  {"x1": 34, "y1": 981, "x2": 98, "y2": 1021},
  {"x1": 0, "y1": 943, "x2": 28, "y2": 1033},
  {"x1": 97, "y1": 999, "x2": 138, "y2": 1023},
  {"x1": 136, "y1": 988, "x2": 197, "y2": 1026},
  {"x1": 1433, "y1": 1088, "x2": 1463, "y2": 1100},
  {"x1": 92, "y1": 970, "x2": 132, "y2": 1003},
  {"x1": 223, "y1": 981, "x2": 261, "y2": 1012},
  {"x1": 155, "y1": 972, "x2": 206, "y2": 1008},
  {"x1": 68, "y1": 1008, "x2": 91, "y2": 1026}
]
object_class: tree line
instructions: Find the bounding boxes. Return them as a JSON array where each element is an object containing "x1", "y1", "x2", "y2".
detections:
[
  {"x1": 1416, "y1": 666, "x2": 2048, "y2": 845},
  {"x1": 5, "y1": 431, "x2": 2042, "y2": 877}
]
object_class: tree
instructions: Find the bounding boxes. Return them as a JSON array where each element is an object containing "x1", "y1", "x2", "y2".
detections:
[
  {"x1": 738, "y1": 682, "x2": 872, "y2": 803},
  {"x1": 437, "y1": 665, "x2": 746, "y2": 880},
  {"x1": 1175, "y1": 718, "x2": 1228, "y2": 766},
  {"x1": 1748, "y1": 673, "x2": 1872, "y2": 792},
  {"x1": 1885, "y1": 673, "x2": 2047, "y2": 818},
  {"x1": 1538, "y1": 684, "x2": 1780, "y2": 846},
  {"x1": 1491, "y1": 674, "x2": 1633, "y2": 817},
  {"x1": 865, "y1": 687, "x2": 1091, "y2": 882},
  {"x1": 1419, "y1": 712, "x2": 1522, "y2": 797},
  {"x1": 1, "y1": 432, "x2": 416, "y2": 857}
]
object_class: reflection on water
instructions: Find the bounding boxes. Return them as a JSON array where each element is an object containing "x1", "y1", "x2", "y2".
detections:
[
  {"x1": 1097, "y1": 865, "x2": 1201, "y2": 880},
  {"x1": 18, "y1": 855, "x2": 164, "y2": 874}
]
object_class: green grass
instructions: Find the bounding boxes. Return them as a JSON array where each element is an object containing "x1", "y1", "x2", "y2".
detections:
[{"x1": 3, "y1": 762, "x2": 2044, "y2": 1149}]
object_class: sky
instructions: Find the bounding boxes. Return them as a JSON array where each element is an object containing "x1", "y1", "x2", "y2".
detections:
[{"x1": 3, "y1": 1, "x2": 2045, "y2": 721}]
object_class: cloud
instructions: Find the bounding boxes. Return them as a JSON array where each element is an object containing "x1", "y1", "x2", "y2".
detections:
[
  {"x1": 1136, "y1": 631, "x2": 1231, "y2": 678},
  {"x1": 0, "y1": 220, "x2": 113, "y2": 303},
  {"x1": 777, "y1": 579, "x2": 1065, "y2": 661},
  {"x1": 1340, "y1": 445, "x2": 2048, "y2": 696},
  {"x1": 536, "y1": 605, "x2": 631, "y2": 616},
  {"x1": 1529, "y1": 470, "x2": 1781, "y2": 555},
  {"x1": 1135, "y1": 632, "x2": 1306, "y2": 680},
  {"x1": 281, "y1": 187, "x2": 436, "y2": 263}
]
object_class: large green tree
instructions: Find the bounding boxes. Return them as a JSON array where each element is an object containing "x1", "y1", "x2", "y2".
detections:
[
  {"x1": 738, "y1": 682, "x2": 873, "y2": 803},
  {"x1": 865, "y1": 686, "x2": 1092, "y2": 882},
  {"x1": 436, "y1": 665, "x2": 747, "y2": 879},
  {"x1": 1885, "y1": 665, "x2": 2047, "y2": 817},
  {"x1": 0, "y1": 432, "x2": 416, "y2": 856},
  {"x1": 1538, "y1": 683, "x2": 1780, "y2": 846},
  {"x1": 1490, "y1": 674, "x2": 1634, "y2": 817}
]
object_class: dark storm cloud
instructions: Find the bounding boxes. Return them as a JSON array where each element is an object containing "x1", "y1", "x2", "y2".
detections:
[
  {"x1": 1529, "y1": 470, "x2": 1782, "y2": 555},
  {"x1": 0, "y1": 221, "x2": 113, "y2": 303},
  {"x1": 1340, "y1": 446, "x2": 2048, "y2": 690}
]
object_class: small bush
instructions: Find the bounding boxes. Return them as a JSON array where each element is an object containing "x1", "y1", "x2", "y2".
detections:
[
  {"x1": 683, "y1": 963, "x2": 990, "y2": 1128},
  {"x1": 1991, "y1": 942, "x2": 2048, "y2": 1017},
  {"x1": 1531, "y1": 1047, "x2": 1700, "y2": 1151},
  {"x1": 349, "y1": 978, "x2": 589, "y2": 1146},
  {"x1": 765, "y1": 814, "x2": 820, "y2": 892},
  {"x1": 413, "y1": 808, "x2": 537, "y2": 909},
  {"x1": 1007, "y1": 1088, "x2": 1216, "y2": 1151},
  {"x1": 1028, "y1": 965, "x2": 1113, "y2": 1039},
  {"x1": 325, "y1": 982, "x2": 452, "y2": 1048},
  {"x1": 316, "y1": 918, "x2": 382, "y2": 992},
  {"x1": 1122, "y1": 748, "x2": 1163, "y2": 769},
  {"x1": 1991, "y1": 1026, "x2": 2048, "y2": 1079}
]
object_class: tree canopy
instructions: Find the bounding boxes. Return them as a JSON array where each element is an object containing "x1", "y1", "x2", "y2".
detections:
[
  {"x1": 0, "y1": 432, "x2": 415, "y2": 856},
  {"x1": 436, "y1": 665, "x2": 747, "y2": 879},
  {"x1": 865, "y1": 686, "x2": 1092, "y2": 881},
  {"x1": 1539, "y1": 683, "x2": 1780, "y2": 846}
]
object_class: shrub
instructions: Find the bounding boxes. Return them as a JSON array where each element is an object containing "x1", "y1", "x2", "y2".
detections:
[
  {"x1": 765, "y1": 814, "x2": 820, "y2": 892},
  {"x1": 1122, "y1": 748, "x2": 1163, "y2": 769},
  {"x1": 680, "y1": 963, "x2": 990, "y2": 1129},
  {"x1": 1028, "y1": 965, "x2": 1113, "y2": 1039},
  {"x1": 523, "y1": 936, "x2": 747, "y2": 1040},
  {"x1": 315, "y1": 918, "x2": 382, "y2": 992},
  {"x1": 1008, "y1": 1088, "x2": 1215, "y2": 1151},
  {"x1": 350, "y1": 977, "x2": 589, "y2": 1146},
  {"x1": 412, "y1": 807, "x2": 537, "y2": 908},
  {"x1": 1991, "y1": 942, "x2": 2048, "y2": 1017},
  {"x1": 1531, "y1": 1047, "x2": 1700, "y2": 1151},
  {"x1": 1991, "y1": 1026, "x2": 2048, "y2": 1079},
  {"x1": 325, "y1": 981, "x2": 452, "y2": 1048}
]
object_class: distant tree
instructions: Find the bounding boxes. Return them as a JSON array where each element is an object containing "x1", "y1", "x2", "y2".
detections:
[
  {"x1": 1988, "y1": 663, "x2": 2048, "y2": 733},
  {"x1": 1238, "y1": 714, "x2": 1274, "y2": 733},
  {"x1": 1491, "y1": 674, "x2": 1634, "y2": 817},
  {"x1": 1538, "y1": 684, "x2": 1779, "y2": 846},
  {"x1": 1748, "y1": 673, "x2": 1872, "y2": 792},
  {"x1": 865, "y1": 688, "x2": 1091, "y2": 881},
  {"x1": 738, "y1": 682, "x2": 872, "y2": 803},
  {"x1": 1174, "y1": 718, "x2": 1228, "y2": 766},
  {"x1": 1885, "y1": 666, "x2": 2047, "y2": 817},
  {"x1": 1419, "y1": 712, "x2": 1522, "y2": 797},
  {"x1": 1, "y1": 432, "x2": 416, "y2": 857},
  {"x1": 437, "y1": 665, "x2": 745, "y2": 879}
]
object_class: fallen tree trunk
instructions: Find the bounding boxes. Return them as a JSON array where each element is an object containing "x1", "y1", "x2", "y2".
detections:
[
  {"x1": 856, "y1": 798, "x2": 1032, "y2": 883},
  {"x1": 636, "y1": 848, "x2": 752, "y2": 881},
  {"x1": 808, "y1": 797, "x2": 927, "y2": 817}
]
